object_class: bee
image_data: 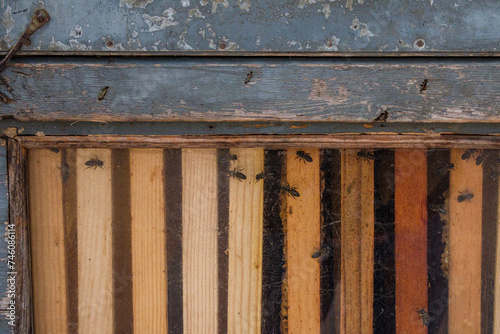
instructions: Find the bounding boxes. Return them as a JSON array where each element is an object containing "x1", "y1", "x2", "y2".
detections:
[
  {"x1": 457, "y1": 190, "x2": 473, "y2": 203},
  {"x1": 435, "y1": 162, "x2": 455, "y2": 175},
  {"x1": 85, "y1": 156, "x2": 104, "y2": 170},
  {"x1": 296, "y1": 150, "x2": 313, "y2": 163},
  {"x1": 244, "y1": 71, "x2": 253, "y2": 84},
  {"x1": 419, "y1": 79, "x2": 428, "y2": 93},
  {"x1": 229, "y1": 154, "x2": 238, "y2": 162},
  {"x1": 98, "y1": 86, "x2": 109, "y2": 101},
  {"x1": 417, "y1": 308, "x2": 432, "y2": 327},
  {"x1": 429, "y1": 202, "x2": 447, "y2": 215},
  {"x1": 357, "y1": 150, "x2": 376, "y2": 162},
  {"x1": 475, "y1": 151, "x2": 488, "y2": 166},
  {"x1": 255, "y1": 172, "x2": 266, "y2": 183},
  {"x1": 228, "y1": 168, "x2": 247, "y2": 181},
  {"x1": 311, "y1": 245, "x2": 331, "y2": 260},
  {"x1": 281, "y1": 183, "x2": 300, "y2": 199},
  {"x1": 461, "y1": 149, "x2": 478, "y2": 162}
]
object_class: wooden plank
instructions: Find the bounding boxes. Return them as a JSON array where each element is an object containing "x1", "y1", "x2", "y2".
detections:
[
  {"x1": 7, "y1": 139, "x2": 32, "y2": 333},
  {"x1": 340, "y1": 149, "x2": 374, "y2": 334},
  {"x1": 395, "y1": 150, "x2": 428, "y2": 333},
  {"x1": 227, "y1": 148, "x2": 264, "y2": 334},
  {"x1": 182, "y1": 149, "x2": 219, "y2": 333},
  {"x1": 28, "y1": 149, "x2": 68, "y2": 333},
  {"x1": 130, "y1": 149, "x2": 167, "y2": 333},
  {"x1": 76, "y1": 148, "x2": 113, "y2": 334},
  {"x1": 286, "y1": 149, "x2": 321, "y2": 334},
  {"x1": 448, "y1": 148, "x2": 483, "y2": 333},
  {"x1": 0, "y1": 146, "x2": 12, "y2": 334},
  {"x1": 2, "y1": 1, "x2": 499, "y2": 53},
  {"x1": 18, "y1": 134, "x2": 500, "y2": 150},
  {"x1": 3, "y1": 59, "x2": 500, "y2": 123},
  {"x1": 494, "y1": 150, "x2": 500, "y2": 333}
]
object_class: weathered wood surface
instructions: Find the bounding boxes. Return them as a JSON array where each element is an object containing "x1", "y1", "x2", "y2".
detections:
[
  {"x1": 0, "y1": 146, "x2": 12, "y2": 334},
  {"x1": 1, "y1": 59, "x2": 499, "y2": 123},
  {"x1": 0, "y1": 1, "x2": 499, "y2": 54}
]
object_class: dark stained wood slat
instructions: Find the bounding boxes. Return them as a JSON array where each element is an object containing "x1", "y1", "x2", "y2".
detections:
[
  {"x1": 2, "y1": 59, "x2": 499, "y2": 123},
  {"x1": 395, "y1": 150, "x2": 428, "y2": 333}
]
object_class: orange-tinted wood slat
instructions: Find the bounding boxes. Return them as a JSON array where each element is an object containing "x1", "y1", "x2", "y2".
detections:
[
  {"x1": 130, "y1": 149, "x2": 167, "y2": 333},
  {"x1": 448, "y1": 148, "x2": 483, "y2": 333},
  {"x1": 340, "y1": 150, "x2": 374, "y2": 334},
  {"x1": 227, "y1": 148, "x2": 264, "y2": 334},
  {"x1": 395, "y1": 150, "x2": 428, "y2": 333},
  {"x1": 182, "y1": 149, "x2": 219, "y2": 334},
  {"x1": 286, "y1": 149, "x2": 321, "y2": 334},
  {"x1": 76, "y1": 149, "x2": 114, "y2": 333},
  {"x1": 29, "y1": 149, "x2": 69, "y2": 333}
]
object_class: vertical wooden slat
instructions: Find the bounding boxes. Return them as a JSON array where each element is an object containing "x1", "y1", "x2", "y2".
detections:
[
  {"x1": 340, "y1": 149, "x2": 374, "y2": 334},
  {"x1": 448, "y1": 148, "x2": 483, "y2": 333},
  {"x1": 77, "y1": 149, "x2": 113, "y2": 333},
  {"x1": 29, "y1": 149, "x2": 68, "y2": 333},
  {"x1": 130, "y1": 149, "x2": 167, "y2": 333},
  {"x1": 493, "y1": 151, "x2": 500, "y2": 334},
  {"x1": 395, "y1": 150, "x2": 428, "y2": 333},
  {"x1": 286, "y1": 149, "x2": 321, "y2": 334},
  {"x1": 227, "y1": 148, "x2": 264, "y2": 334},
  {"x1": 183, "y1": 149, "x2": 219, "y2": 334}
]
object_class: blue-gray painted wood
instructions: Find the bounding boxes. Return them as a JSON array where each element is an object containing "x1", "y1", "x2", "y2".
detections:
[
  {"x1": 0, "y1": 146, "x2": 12, "y2": 334},
  {"x1": 0, "y1": 0, "x2": 499, "y2": 54},
  {"x1": 0, "y1": 57, "x2": 499, "y2": 122}
]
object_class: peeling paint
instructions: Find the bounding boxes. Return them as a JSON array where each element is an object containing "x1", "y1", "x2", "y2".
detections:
[
  {"x1": 309, "y1": 79, "x2": 348, "y2": 105},
  {"x1": 350, "y1": 17, "x2": 375, "y2": 40},
  {"x1": 238, "y1": 0, "x2": 251, "y2": 11},
  {"x1": 346, "y1": 0, "x2": 365, "y2": 11},
  {"x1": 1, "y1": 6, "x2": 14, "y2": 35},
  {"x1": 142, "y1": 9, "x2": 178, "y2": 32},
  {"x1": 48, "y1": 37, "x2": 71, "y2": 51},
  {"x1": 177, "y1": 27, "x2": 193, "y2": 50},
  {"x1": 69, "y1": 39, "x2": 92, "y2": 51},
  {"x1": 211, "y1": 0, "x2": 229, "y2": 13},
  {"x1": 120, "y1": 0, "x2": 155, "y2": 9},
  {"x1": 287, "y1": 41, "x2": 303, "y2": 50},
  {"x1": 181, "y1": 0, "x2": 190, "y2": 7},
  {"x1": 298, "y1": 0, "x2": 317, "y2": 9},
  {"x1": 218, "y1": 37, "x2": 239, "y2": 50},
  {"x1": 322, "y1": 4, "x2": 330, "y2": 19},
  {"x1": 189, "y1": 7, "x2": 205, "y2": 19},
  {"x1": 69, "y1": 24, "x2": 83, "y2": 39}
]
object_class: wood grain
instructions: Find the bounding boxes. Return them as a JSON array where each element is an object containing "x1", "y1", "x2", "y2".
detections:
[
  {"x1": 182, "y1": 149, "x2": 219, "y2": 334},
  {"x1": 395, "y1": 150, "x2": 428, "y2": 333},
  {"x1": 3, "y1": 59, "x2": 500, "y2": 123},
  {"x1": 227, "y1": 149, "x2": 264, "y2": 334},
  {"x1": 286, "y1": 149, "x2": 321, "y2": 334},
  {"x1": 28, "y1": 149, "x2": 69, "y2": 333},
  {"x1": 494, "y1": 150, "x2": 500, "y2": 333},
  {"x1": 340, "y1": 149, "x2": 374, "y2": 334},
  {"x1": 448, "y1": 148, "x2": 483, "y2": 333},
  {"x1": 130, "y1": 149, "x2": 167, "y2": 333},
  {"x1": 76, "y1": 149, "x2": 113, "y2": 334}
]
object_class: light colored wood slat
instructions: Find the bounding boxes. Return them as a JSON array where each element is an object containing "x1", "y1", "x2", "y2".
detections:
[
  {"x1": 395, "y1": 150, "x2": 428, "y2": 333},
  {"x1": 130, "y1": 149, "x2": 167, "y2": 333},
  {"x1": 448, "y1": 148, "x2": 483, "y2": 333},
  {"x1": 286, "y1": 149, "x2": 321, "y2": 334},
  {"x1": 29, "y1": 149, "x2": 69, "y2": 333},
  {"x1": 76, "y1": 149, "x2": 113, "y2": 334},
  {"x1": 227, "y1": 148, "x2": 264, "y2": 334},
  {"x1": 182, "y1": 149, "x2": 219, "y2": 334},
  {"x1": 340, "y1": 149, "x2": 374, "y2": 334}
]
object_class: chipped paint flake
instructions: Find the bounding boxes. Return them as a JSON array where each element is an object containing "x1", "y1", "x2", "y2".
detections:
[
  {"x1": 2, "y1": 6, "x2": 14, "y2": 34},
  {"x1": 120, "y1": 0, "x2": 155, "y2": 9},
  {"x1": 346, "y1": 0, "x2": 364, "y2": 11},
  {"x1": 308, "y1": 79, "x2": 348, "y2": 106},
  {"x1": 238, "y1": 0, "x2": 251, "y2": 11},
  {"x1": 188, "y1": 7, "x2": 205, "y2": 19},
  {"x1": 48, "y1": 37, "x2": 71, "y2": 51},
  {"x1": 350, "y1": 17, "x2": 375, "y2": 40},
  {"x1": 322, "y1": 4, "x2": 330, "y2": 19},
  {"x1": 181, "y1": 0, "x2": 191, "y2": 7},
  {"x1": 69, "y1": 39, "x2": 91, "y2": 51},
  {"x1": 142, "y1": 9, "x2": 178, "y2": 32},
  {"x1": 211, "y1": 0, "x2": 229, "y2": 13},
  {"x1": 69, "y1": 24, "x2": 83, "y2": 39},
  {"x1": 298, "y1": 0, "x2": 317, "y2": 9},
  {"x1": 177, "y1": 27, "x2": 193, "y2": 50}
]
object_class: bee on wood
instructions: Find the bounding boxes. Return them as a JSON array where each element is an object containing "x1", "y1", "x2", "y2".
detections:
[
  {"x1": 228, "y1": 168, "x2": 247, "y2": 181},
  {"x1": 357, "y1": 149, "x2": 376, "y2": 162},
  {"x1": 461, "y1": 149, "x2": 478, "y2": 162},
  {"x1": 419, "y1": 79, "x2": 428, "y2": 93},
  {"x1": 311, "y1": 245, "x2": 331, "y2": 260},
  {"x1": 435, "y1": 162, "x2": 455, "y2": 175},
  {"x1": 98, "y1": 86, "x2": 109, "y2": 101},
  {"x1": 281, "y1": 183, "x2": 300, "y2": 199},
  {"x1": 296, "y1": 150, "x2": 313, "y2": 163},
  {"x1": 229, "y1": 154, "x2": 238, "y2": 162},
  {"x1": 85, "y1": 156, "x2": 104, "y2": 170},
  {"x1": 417, "y1": 308, "x2": 432, "y2": 327},
  {"x1": 429, "y1": 202, "x2": 447, "y2": 215},
  {"x1": 255, "y1": 172, "x2": 265, "y2": 183},
  {"x1": 244, "y1": 71, "x2": 253, "y2": 84},
  {"x1": 59, "y1": 162, "x2": 71, "y2": 183},
  {"x1": 475, "y1": 151, "x2": 488, "y2": 166},
  {"x1": 457, "y1": 190, "x2": 473, "y2": 203}
]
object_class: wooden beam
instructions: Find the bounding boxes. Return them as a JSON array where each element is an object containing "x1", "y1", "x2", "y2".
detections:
[
  {"x1": 395, "y1": 150, "x2": 428, "y2": 333},
  {"x1": 340, "y1": 149, "x2": 374, "y2": 334},
  {"x1": 2, "y1": 59, "x2": 500, "y2": 123},
  {"x1": 285, "y1": 148, "x2": 321, "y2": 334},
  {"x1": 182, "y1": 149, "x2": 219, "y2": 333},
  {"x1": 448, "y1": 148, "x2": 483, "y2": 333},
  {"x1": 227, "y1": 148, "x2": 264, "y2": 334},
  {"x1": 130, "y1": 149, "x2": 167, "y2": 333},
  {"x1": 76, "y1": 149, "x2": 114, "y2": 333},
  {"x1": 494, "y1": 150, "x2": 500, "y2": 333},
  {"x1": 28, "y1": 149, "x2": 69, "y2": 333}
]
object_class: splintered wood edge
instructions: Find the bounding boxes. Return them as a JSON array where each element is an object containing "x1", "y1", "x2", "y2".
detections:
[{"x1": 17, "y1": 134, "x2": 500, "y2": 149}]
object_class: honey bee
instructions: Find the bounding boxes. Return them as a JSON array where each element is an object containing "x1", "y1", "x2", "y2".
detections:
[
  {"x1": 419, "y1": 79, "x2": 428, "y2": 93},
  {"x1": 417, "y1": 308, "x2": 432, "y2": 327},
  {"x1": 244, "y1": 71, "x2": 253, "y2": 84},
  {"x1": 281, "y1": 183, "x2": 300, "y2": 199},
  {"x1": 255, "y1": 172, "x2": 265, "y2": 183},
  {"x1": 357, "y1": 149, "x2": 376, "y2": 162},
  {"x1": 429, "y1": 202, "x2": 447, "y2": 214},
  {"x1": 228, "y1": 168, "x2": 246, "y2": 181},
  {"x1": 229, "y1": 154, "x2": 238, "y2": 162},
  {"x1": 457, "y1": 190, "x2": 473, "y2": 203},
  {"x1": 85, "y1": 156, "x2": 104, "y2": 170},
  {"x1": 435, "y1": 162, "x2": 455, "y2": 175},
  {"x1": 98, "y1": 86, "x2": 109, "y2": 101},
  {"x1": 296, "y1": 150, "x2": 313, "y2": 163},
  {"x1": 461, "y1": 149, "x2": 478, "y2": 162}
]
